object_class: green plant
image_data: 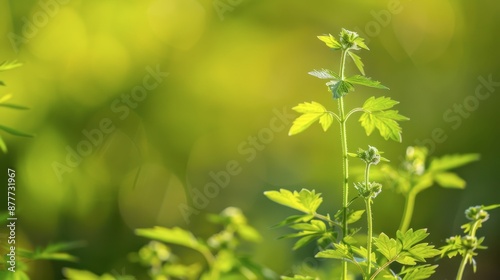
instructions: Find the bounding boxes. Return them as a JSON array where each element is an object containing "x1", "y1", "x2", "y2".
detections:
[
  {"x1": 264, "y1": 29, "x2": 448, "y2": 280},
  {"x1": 372, "y1": 146, "x2": 479, "y2": 232},
  {"x1": 131, "y1": 207, "x2": 275, "y2": 280},
  {"x1": 440, "y1": 204, "x2": 500, "y2": 280},
  {"x1": 0, "y1": 60, "x2": 33, "y2": 152}
]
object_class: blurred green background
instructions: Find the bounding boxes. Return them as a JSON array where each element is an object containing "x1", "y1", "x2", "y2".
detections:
[{"x1": 1, "y1": 0, "x2": 499, "y2": 278}]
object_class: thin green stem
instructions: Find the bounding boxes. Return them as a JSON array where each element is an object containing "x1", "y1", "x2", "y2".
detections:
[
  {"x1": 364, "y1": 163, "x2": 373, "y2": 278},
  {"x1": 345, "y1": 107, "x2": 364, "y2": 121},
  {"x1": 456, "y1": 254, "x2": 468, "y2": 280},
  {"x1": 338, "y1": 49, "x2": 350, "y2": 280},
  {"x1": 399, "y1": 191, "x2": 416, "y2": 233},
  {"x1": 456, "y1": 220, "x2": 481, "y2": 280},
  {"x1": 365, "y1": 198, "x2": 373, "y2": 279}
]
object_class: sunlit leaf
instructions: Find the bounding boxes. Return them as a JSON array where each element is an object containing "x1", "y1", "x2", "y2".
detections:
[
  {"x1": 346, "y1": 210, "x2": 365, "y2": 224},
  {"x1": 264, "y1": 189, "x2": 323, "y2": 214},
  {"x1": 374, "y1": 232, "x2": 398, "y2": 260},
  {"x1": 434, "y1": 172, "x2": 466, "y2": 189},
  {"x1": 135, "y1": 227, "x2": 208, "y2": 253},
  {"x1": 0, "y1": 60, "x2": 23, "y2": 72},
  {"x1": 289, "y1": 102, "x2": 332, "y2": 135},
  {"x1": 359, "y1": 110, "x2": 408, "y2": 142},
  {"x1": 346, "y1": 75, "x2": 389, "y2": 90},
  {"x1": 400, "y1": 264, "x2": 438, "y2": 280},
  {"x1": 428, "y1": 154, "x2": 480, "y2": 172},
  {"x1": 308, "y1": 69, "x2": 339, "y2": 80},
  {"x1": 362, "y1": 96, "x2": 399, "y2": 112},
  {"x1": 347, "y1": 52, "x2": 365, "y2": 75},
  {"x1": 317, "y1": 34, "x2": 342, "y2": 50}
]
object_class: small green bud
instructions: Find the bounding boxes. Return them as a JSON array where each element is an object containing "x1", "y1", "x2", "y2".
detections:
[
  {"x1": 404, "y1": 146, "x2": 427, "y2": 175},
  {"x1": 465, "y1": 206, "x2": 489, "y2": 222},
  {"x1": 354, "y1": 181, "x2": 382, "y2": 199},
  {"x1": 357, "y1": 146, "x2": 382, "y2": 165},
  {"x1": 461, "y1": 235, "x2": 478, "y2": 250}
]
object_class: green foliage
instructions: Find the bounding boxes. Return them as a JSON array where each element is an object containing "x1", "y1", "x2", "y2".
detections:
[
  {"x1": 0, "y1": 241, "x2": 83, "y2": 280},
  {"x1": 0, "y1": 60, "x2": 33, "y2": 153},
  {"x1": 359, "y1": 97, "x2": 409, "y2": 142},
  {"x1": 264, "y1": 189, "x2": 323, "y2": 215},
  {"x1": 288, "y1": 102, "x2": 334, "y2": 136},
  {"x1": 440, "y1": 205, "x2": 500, "y2": 279},
  {"x1": 134, "y1": 207, "x2": 276, "y2": 280}
]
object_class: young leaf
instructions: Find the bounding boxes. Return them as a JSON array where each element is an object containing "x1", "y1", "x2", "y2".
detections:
[
  {"x1": 0, "y1": 125, "x2": 34, "y2": 138},
  {"x1": 326, "y1": 80, "x2": 354, "y2": 99},
  {"x1": 347, "y1": 52, "x2": 365, "y2": 75},
  {"x1": 363, "y1": 96, "x2": 399, "y2": 111},
  {"x1": 434, "y1": 172, "x2": 466, "y2": 189},
  {"x1": 374, "y1": 232, "x2": 398, "y2": 260},
  {"x1": 289, "y1": 102, "x2": 333, "y2": 135},
  {"x1": 264, "y1": 189, "x2": 322, "y2": 214},
  {"x1": 346, "y1": 210, "x2": 365, "y2": 224},
  {"x1": 316, "y1": 243, "x2": 354, "y2": 261},
  {"x1": 345, "y1": 75, "x2": 389, "y2": 90},
  {"x1": 359, "y1": 110, "x2": 409, "y2": 142},
  {"x1": 400, "y1": 264, "x2": 438, "y2": 280},
  {"x1": 317, "y1": 34, "x2": 342, "y2": 50},
  {"x1": 308, "y1": 69, "x2": 339, "y2": 80},
  {"x1": 282, "y1": 275, "x2": 318, "y2": 280},
  {"x1": 428, "y1": 154, "x2": 480, "y2": 172},
  {"x1": 135, "y1": 227, "x2": 208, "y2": 253},
  {"x1": 0, "y1": 60, "x2": 23, "y2": 72}
]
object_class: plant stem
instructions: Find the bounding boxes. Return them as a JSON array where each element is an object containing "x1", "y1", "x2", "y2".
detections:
[
  {"x1": 364, "y1": 163, "x2": 373, "y2": 278},
  {"x1": 456, "y1": 254, "x2": 468, "y2": 280},
  {"x1": 456, "y1": 220, "x2": 481, "y2": 280},
  {"x1": 399, "y1": 191, "x2": 416, "y2": 233},
  {"x1": 338, "y1": 49, "x2": 350, "y2": 280},
  {"x1": 365, "y1": 198, "x2": 373, "y2": 279}
]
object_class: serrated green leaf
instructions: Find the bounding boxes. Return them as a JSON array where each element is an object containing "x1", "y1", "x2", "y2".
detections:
[
  {"x1": 359, "y1": 110, "x2": 409, "y2": 142},
  {"x1": 347, "y1": 51, "x2": 365, "y2": 75},
  {"x1": 397, "y1": 229, "x2": 429, "y2": 250},
  {"x1": 289, "y1": 102, "x2": 332, "y2": 135},
  {"x1": 317, "y1": 34, "x2": 342, "y2": 50},
  {"x1": 135, "y1": 227, "x2": 208, "y2": 253},
  {"x1": 264, "y1": 189, "x2": 322, "y2": 214},
  {"x1": 0, "y1": 103, "x2": 30, "y2": 110},
  {"x1": 434, "y1": 172, "x2": 466, "y2": 189},
  {"x1": 315, "y1": 243, "x2": 354, "y2": 261},
  {"x1": 400, "y1": 264, "x2": 438, "y2": 280},
  {"x1": 0, "y1": 60, "x2": 23, "y2": 72},
  {"x1": 271, "y1": 214, "x2": 314, "y2": 228},
  {"x1": 0, "y1": 125, "x2": 34, "y2": 138},
  {"x1": 292, "y1": 235, "x2": 320, "y2": 250},
  {"x1": 308, "y1": 69, "x2": 339, "y2": 80},
  {"x1": 354, "y1": 37, "x2": 369, "y2": 50},
  {"x1": 428, "y1": 154, "x2": 480, "y2": 172},
  {"x1": 374, "y1": 232, "x2": 398, "y2": 260},
  {"x1": 346, "y1": 75, "x2": 389, "y2": 90},
  {"x1": 346, "y1": 210, "x2": 365, "y2": 224},
  {"x1": 362, "y1": 96, "x2": 399, "y2": 112},
  {"x1": 326, "y1": 80, "x2": 354, "y2": 99}
]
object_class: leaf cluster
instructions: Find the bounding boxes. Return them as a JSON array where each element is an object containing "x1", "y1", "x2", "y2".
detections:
[
  {"x1": 374, "y1": 147, "x2": 480, "y2": 195},
  {"x1": 131, "y1": 207, "x2": 276, "y2": 280},
  {"x1": 317, "y1": 228, "x2": 440, "y2": 279}
]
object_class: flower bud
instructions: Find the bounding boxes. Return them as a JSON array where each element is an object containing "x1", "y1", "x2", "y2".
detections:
[{"x1": 465, "y1": 206, "x2": 489, "y2": 222}]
